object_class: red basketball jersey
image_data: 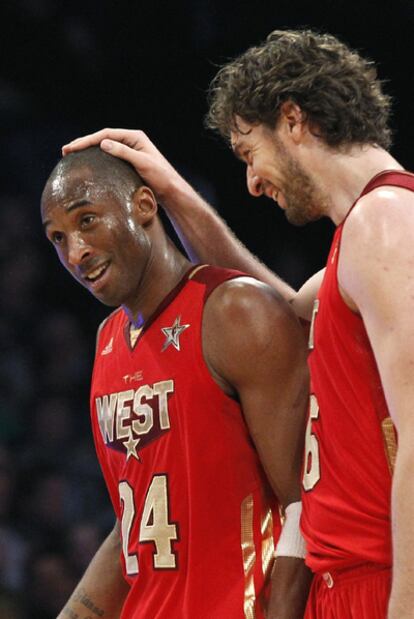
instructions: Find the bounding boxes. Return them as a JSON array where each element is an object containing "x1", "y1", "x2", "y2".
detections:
[
  {"x1": 90, "y1": 265, "x2": 281, "y2": 619},
  {"x1": 302, "y1": 171, "x2": 414, "y2": 573}
]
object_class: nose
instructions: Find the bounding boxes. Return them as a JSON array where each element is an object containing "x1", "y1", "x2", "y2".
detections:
[
  {"x1": 246, "y1": 166, "x2": 264, "y2": 197},
  {"x1": 67, "y1": 232, "x2": 91, "y2": 267}
]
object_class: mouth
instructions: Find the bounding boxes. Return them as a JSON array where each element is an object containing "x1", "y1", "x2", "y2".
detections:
[
  {"x1": 270, "y1": 188, "x2": 287, "y2": 210},
  {"x1": 263, "y1": 184, "x2": 280, "y2": 204},
  {"x1": 265, "y1": 187, "x2": 283, "y2": 208},
  {"x1": 271, "y1": 189, "x2": 279, "y2": 203},
  {"x1": 83, "y1": 261, "x2": 110, "y2": 288}
]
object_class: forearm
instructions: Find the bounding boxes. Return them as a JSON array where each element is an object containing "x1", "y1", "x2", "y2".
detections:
[
  {"x1": 267, "y1": 557, "x2": 312, "y2": 619},
  {"x1": 57, "y1": 525, "x2": 129, "y2": 619},
  {"x1": 388, "y1": 446, "x2": 414, "y2": 618},
  {"x1": 163, "y1": 176, "x2": 296, "y2": 301}
]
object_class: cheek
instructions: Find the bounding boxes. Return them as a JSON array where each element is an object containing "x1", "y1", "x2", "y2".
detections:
[
  {"x1": 114, "y1": 232, "x2": 150, "y2": 271},
  {"x1": 55, "y1": 247, "x2": 78, "y2": 278},
  {"x1": 125, "y1": 214, "x2": 142, "y2": 236},
  {"x1": 254, "y1": 153, "x2": 275, "y2": 179},
  {"x1": 55, "y1": 247, "x2": 68, "y2": 268}
]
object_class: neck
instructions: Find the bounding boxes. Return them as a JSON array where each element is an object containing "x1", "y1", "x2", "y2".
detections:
[
  {"x1": 310, "y1": 144, "x2": 403, "y2": 225},
  {"x1": 124, "y1": 222, "x2": 191, "y2": 324}
]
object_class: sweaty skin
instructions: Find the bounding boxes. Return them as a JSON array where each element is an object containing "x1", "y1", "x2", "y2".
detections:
[
  {"x1": 42, "y1": 155, "x2": 312, "y2": 619},
  {"x1": 62, "y1": 130, "x2": 298, "y2": 307},
  {"x1": 63, "y1": 121, "x2": 414, "y2": 617}
]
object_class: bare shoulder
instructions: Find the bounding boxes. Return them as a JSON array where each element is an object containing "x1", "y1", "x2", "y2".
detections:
[
  {"x1": 204, "y1": 276, "x2": 300, "y2": 336},
  {"x1": 339, "y1": 185, "x2": 414, "y2": 307},
  {"x1": 344, "y1": 185, "x2": 414, "y2": 244},
  {"x1": 202, "y1": 276, "x2": 307, "y2": 394}
]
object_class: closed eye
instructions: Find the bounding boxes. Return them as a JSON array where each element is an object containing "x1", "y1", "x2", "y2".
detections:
[
  {"x1": 234, "y1": 149, "x2": 252, "y2": 165},
  {"x1": 242, "y1": 150, "x2": 252, "y2": 165}
]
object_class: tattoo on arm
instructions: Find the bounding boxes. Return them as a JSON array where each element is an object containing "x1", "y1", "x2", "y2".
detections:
[
  {"x1": 63, "y1": 608, "x2": 79, "y2": 619},
  {"x1": 63, "y1": 588, "x2": 105, "y2": 618}
]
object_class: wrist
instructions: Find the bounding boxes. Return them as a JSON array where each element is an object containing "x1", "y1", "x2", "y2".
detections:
[
  {"x1": 275, "y1": 501, "x2": 307, "y2": 559},
  {"x1": 160, "y1": 173, "x2": 204, "y2": 211}
]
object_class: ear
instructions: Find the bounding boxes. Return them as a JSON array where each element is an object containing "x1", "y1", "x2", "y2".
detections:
[
  {"x1": 278, "y1": 100, "x2": 306, "y2": 144},
  {"x1": 132, "y1": 186, "x2": 158, "y2": 225}
]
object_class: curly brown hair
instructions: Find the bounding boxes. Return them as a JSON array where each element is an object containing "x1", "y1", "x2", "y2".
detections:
[{"x1": 206, "y1": 29, "x2": 392, "y2": 149}]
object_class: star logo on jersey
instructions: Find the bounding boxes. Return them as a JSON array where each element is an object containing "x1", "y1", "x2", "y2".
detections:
[
  {"x1": 161, "y1": 316, "x2": 190, "y2": 352},
  {"x1": 123, "y1": 434, "x2": 141, "y2": 461}
]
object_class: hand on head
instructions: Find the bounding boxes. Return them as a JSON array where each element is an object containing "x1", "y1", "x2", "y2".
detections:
[{"x1": 63, "y1": 129, "x2": 181, "y2": 205}]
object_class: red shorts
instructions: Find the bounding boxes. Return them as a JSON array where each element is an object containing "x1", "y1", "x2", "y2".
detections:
[{"x1": 304, "y1": 564, "x2": 391, "y2": 619}]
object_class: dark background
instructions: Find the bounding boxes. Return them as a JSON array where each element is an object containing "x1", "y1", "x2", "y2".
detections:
[{"x1": 0, "y1": 1, "x2": 412, "y2": 616}]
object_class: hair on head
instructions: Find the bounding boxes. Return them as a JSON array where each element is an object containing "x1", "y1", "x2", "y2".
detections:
[{"x1": 206, "y1": 29, "x2": 392, "y2": 150}]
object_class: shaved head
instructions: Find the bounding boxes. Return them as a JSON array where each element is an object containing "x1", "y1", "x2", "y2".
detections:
[
  {"x1": 42, "y1": 146, "x2": 144, "y2": 207},
  {"x1": 40, "y1": 146, "x2": 161, "y2": 313}
]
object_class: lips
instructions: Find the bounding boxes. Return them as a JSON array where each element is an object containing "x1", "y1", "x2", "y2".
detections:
[
  {"x1": 83, "y1": 261, "x2": 110, "y2": 284},
  {"x1": 262, "y1": 183, "x2": 279, "y2": 203},
  {"x1": 266, "y1": 186, "x2": 285, "y2": 208}
]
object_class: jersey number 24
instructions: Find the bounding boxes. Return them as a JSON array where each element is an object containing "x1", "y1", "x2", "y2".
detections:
[{"x1": 119, "y1": 475, "x2": 178, "y2": 575}]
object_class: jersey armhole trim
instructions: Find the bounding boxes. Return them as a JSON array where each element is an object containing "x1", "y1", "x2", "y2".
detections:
[{"x1": 94, "y1": 307, "x2": 122, "y2": 357}]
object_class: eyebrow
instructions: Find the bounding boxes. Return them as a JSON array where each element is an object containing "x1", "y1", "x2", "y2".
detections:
[{"x1": 42, "y1": 199, "x2": 92, "y2": 230}]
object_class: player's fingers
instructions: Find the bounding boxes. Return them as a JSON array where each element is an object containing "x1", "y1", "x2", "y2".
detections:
[
  {"x1": 62, "y1": 128, "x2": 149, "y2": 156},
  {"x1": 62, "y1": 129, "x2": 115, "y2": 155},
  {"x1": 100, "y1": 139, "x2": 149, "y2": 171}
]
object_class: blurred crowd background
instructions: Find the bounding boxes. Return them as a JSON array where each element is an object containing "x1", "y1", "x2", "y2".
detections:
[{"x1": 0, "y1": 1, "x2": 413, "y2": 617}]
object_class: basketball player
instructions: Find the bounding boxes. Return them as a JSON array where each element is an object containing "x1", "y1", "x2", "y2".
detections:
[
  {"x1": 63, "y1": 30, "x2": 414, "y2": 619},
  {"x1": 41, "y1": 147, "x2": 312, "y2": 619}
]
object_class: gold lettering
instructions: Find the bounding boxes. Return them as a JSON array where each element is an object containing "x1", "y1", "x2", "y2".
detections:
[
  {"x1": 116, "y1": 390, "x2": 134, "y2": 439},
  {"x1": 132, "y1": 385, "x2": 154, "y2": 435},
  {"x1": 98, "y1": 380, "x2": 175, "y2": 442},
  {"x1": 153, "y1": 380, "x2": 174, "y2": 429},
  {"x1": 96, "y1": 393, "x2": 118, "y2": 443}
]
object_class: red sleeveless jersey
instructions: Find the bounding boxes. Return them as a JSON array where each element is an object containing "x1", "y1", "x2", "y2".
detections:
[
  {"x1": 301, "y1": 171, "x2": 414, "y2": 573},
  {"x1": 90, "y1": 265, "x2": 281, "y2": 619}
]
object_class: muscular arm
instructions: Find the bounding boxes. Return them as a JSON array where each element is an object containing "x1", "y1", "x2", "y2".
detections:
[
  {"x1": 203, "y1": 277, "x2": 312, "y2": 619},
  {"x1": 338, "y1": 187, "x2": 414, "y2": 619},
  {"x1": 57, "y1": 521, "x2": 129, "y2": 619}
]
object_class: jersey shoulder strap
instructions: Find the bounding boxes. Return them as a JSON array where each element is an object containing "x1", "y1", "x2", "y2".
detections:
[
  {"x1": 361, "y1": 170, "x2": 414, "y2": 197},
  {"x1": 189, "y1": 264, "x2": 247, "y2": 302}
]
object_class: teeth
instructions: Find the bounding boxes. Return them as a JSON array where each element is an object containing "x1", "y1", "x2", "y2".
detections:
[{"x1": 86, "y1": 263, "x2": 107, "y2": 281}]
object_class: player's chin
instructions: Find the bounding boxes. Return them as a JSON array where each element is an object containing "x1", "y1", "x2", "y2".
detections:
[
  {"x1": 91, "y1": 290, "x2": 122, "y2": 307},
  {"x1": 84, "y1": 272, "x2": 124, "y2": 306},
  {"x1": 285, "y1": 205, "x2": 320, "y2": 227},
  {"x1": 82, "y1": 282, "x2": 121, "y2": 307}
]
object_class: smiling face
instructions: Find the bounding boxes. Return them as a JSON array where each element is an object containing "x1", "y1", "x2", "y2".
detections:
[
  {"x1": 41, "y1": 166, "x2": 153, "y2": 309},
  {"x1": 231, "y1": 116, "x2": 330, "y2": 225}
]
